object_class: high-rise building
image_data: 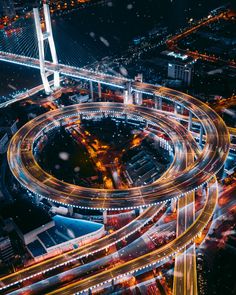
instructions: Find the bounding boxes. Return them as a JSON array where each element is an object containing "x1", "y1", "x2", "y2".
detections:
[
  {"x1": 0, "y1": 0, "x2": 15, "y2": 18},
  {"x1": 168, "y1": 62, "x2": 193, "y2": 86},
  {"x1": 0, "y1": 237, "x2": 14, "y2": 263}
]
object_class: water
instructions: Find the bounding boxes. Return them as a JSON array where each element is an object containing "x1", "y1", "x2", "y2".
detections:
[{"x1": 0, "y1": 0, "x2": 227, "y2": 96}]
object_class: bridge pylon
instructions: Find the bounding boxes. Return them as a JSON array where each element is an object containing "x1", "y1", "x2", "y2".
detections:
[{"x1": 33, "y1": 4, "x2": 60, "y2": 94}]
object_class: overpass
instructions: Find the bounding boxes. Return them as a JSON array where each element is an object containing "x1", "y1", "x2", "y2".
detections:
[{"x1": 0, "y1": 4, "x2": 232, "y2": 295}]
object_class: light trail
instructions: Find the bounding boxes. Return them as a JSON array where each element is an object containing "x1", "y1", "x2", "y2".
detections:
[
  {"x1": 0, "y1": 39, "x2": 231, "y2": 295},
  {"x1": 7, "y1": 98, "x2": 230, "y2": 209}
]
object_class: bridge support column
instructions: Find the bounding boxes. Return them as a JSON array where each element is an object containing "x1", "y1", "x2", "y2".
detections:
[
  {"x1": 139, "y1": 207, "x2": 143, "y2": 215},
  {"x1": 154, "y1": 95, "x2": 158, "y2": 109},
  {"x1": 134, "y1": 73, "x2": 143, "y2": 105},
  {"x1": 174, "y1": 102, "x2": 178, "y2": 114},
  {"x1": 43, "y1": 4, "x2": 60, "y2": 90},
  {"x1": 171, "y1": 199, "x2": 177, "y2": 213},
  {"x1": 54, "y1": 71, "x2": 60, "y2": 89},
  {"x1": 98, "y1": 82, "x2": 102, "y2": 99},
  {"x1": 124, "y1": 82, "x2": 132, "y2": 104},
  {"x1": 134, "y1": 91, "x2": 143, "y2": 105},
  {"x1": 199, "y1": 125, "x2": 203, "y2": 147},
  {"x1": 33, "y1": 4, "x2": 60, "y2": 94},
  {"x1": 68, "y1": 206, "x2": 73, "y2": 216},
  {"x1": 33, "y1": 7, "x2": 51, "y2": 94},
  {"x1": 89, "y1": 81, "x2": 94, "y2": 101},
  {"x1": 103, "y1": 210, "x2": 107, "y2": 225},
  {"x1": 159, "y1": 97, "x2": 162, "y2": 110},
  {"x1": 188, "y1": 112, "x2": 192, "y2": 131}
]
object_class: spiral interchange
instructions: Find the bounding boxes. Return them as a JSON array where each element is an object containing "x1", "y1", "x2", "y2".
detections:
[{"x1": 3, "y1": 85, "x2": 230, "y2": 294}]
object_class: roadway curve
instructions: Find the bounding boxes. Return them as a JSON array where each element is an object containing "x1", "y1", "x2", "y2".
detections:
[
  {"x1": 3, "y1": 109, "x2": 220, "y2": 294},
  {"x1": 4, "y1": 84, "x2": 230, "y2": 294},
  {"x1": 46, "y1": 177, "x2": 218, "y2": 295},
  {"x1": 8, "y1": 99, "x2": 230, "y2": 209},
  {"x1": 0, "y1": 23, "x2": 231, "y2": 295},
  {"x1": 1, "y1": 107, "x2": 197, "y2": 292}
]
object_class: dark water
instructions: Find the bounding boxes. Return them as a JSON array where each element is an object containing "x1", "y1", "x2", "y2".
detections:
[{"x1": 0, "y1": 0, "x2": 227, "y2": 96}]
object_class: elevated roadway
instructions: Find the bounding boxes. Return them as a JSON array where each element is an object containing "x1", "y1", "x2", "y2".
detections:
[
  {"x1": 8, "y1": 100, "x2": 230, "y2": 209},
  {"x1": 2, "y1": 112, "x2": 215, "y2": 294},
  {"x1": 0, "y1": 109, "x2": 196, "y2": 292},
  {"x1": 0, "y1": 50, "x2": 231, "y2": 295},
  {"x1": 45, "y1": 177, "x2": 218, "y2": 295}
]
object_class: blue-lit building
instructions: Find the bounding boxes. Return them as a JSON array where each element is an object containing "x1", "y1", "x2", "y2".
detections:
[{"x1": 23, "y1": 215, "x2": 105, "y2": 259}]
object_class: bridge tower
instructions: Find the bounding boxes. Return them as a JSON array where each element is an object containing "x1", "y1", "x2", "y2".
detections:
[
  {"x1": 134, "y1": 73, "x2": 143, "y2": 105},
  {"x1": 33, "y1": 4, "x2": 60, "y2": 94}
]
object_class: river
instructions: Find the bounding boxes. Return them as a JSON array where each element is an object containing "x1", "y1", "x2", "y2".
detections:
[{"x1": 0, "y1": 0, "x2": 226, "y2": 97}]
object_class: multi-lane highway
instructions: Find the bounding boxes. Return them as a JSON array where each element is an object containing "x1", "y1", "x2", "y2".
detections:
[
  {"x1": 0, "y1": 4, "x2": 232, "y2": 293},
  {"x1": 1, "y1": 103, "x2": 196, "y2": 293},
  {"x1": 45, "y1": 178, "x2": 219, "y2": 295},
  {"x1": 4, "y1": 91, "x2": 229, "y2": 294},
  {"x1": 0, "y1": 50, "x2": 231, "y2": 295},
  {"x1": 2, "y1": 114, "x2": 219, "y2": 294},
  {"x1": 7, "y1": 96, "x2": 230, "y2": 210}
]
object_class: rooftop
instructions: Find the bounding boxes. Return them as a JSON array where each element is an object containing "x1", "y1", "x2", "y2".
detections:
[{"x1": 27, "y1": 215, "x2": 103, "y2": 257}]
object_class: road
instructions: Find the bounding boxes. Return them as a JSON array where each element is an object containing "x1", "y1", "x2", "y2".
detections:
[
  {"x1": 0, "y1": 50, "x2": 231, "y2": 295},
  {"x1": 45, "y1": 177, "x2": 218, "y2": 295},
  {"x1": 0, "y1": 4, "x2": 232, "y2": 293},
  {"x1": 7, "y1": 98, "x2": 230, "y2": 209}
]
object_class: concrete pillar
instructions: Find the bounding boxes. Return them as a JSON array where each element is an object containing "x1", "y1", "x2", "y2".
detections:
[
  {"x1": 154, "y1": 95, "x2": 158, "y2": 109},
  {"x1": 199, "y1": 125, "x2": 203, "y2": 146},
  {"x1": 124, "y1": 90, "x2": 128, "y2": 104},
  {"x1": 159, "y1": 97, "x2": 162, "y2": 110},
  {"x1": 134, "y1": 74, "x2": 143, "y2": 105},
  {"x1": 171, "y1": 199, "x2": 177, "y2": 213},
  {"x1": 103, "y1": 210, "x2": 107, "y2": 225},
  {"x1": 139, "y1": 92, "x2": 143, "y2": 105},
  {"x1": 43, "y1": 4, "x2": 60, "y2": 90},
  {"x1": 89, "y1": 80, "x2": 94, "y2": 101},
  {"x1": 98, "y1": 82, "x2": 102, "y2": 99},
  {"x1": 124, "y1": 82, "x2": 132, "y2": 104},
  {"x1": 33, "y1": 5, "x2": 60, "y2": 93},
  {"x1": 68, "y1": 206, "x2": 73, "y2": 216},
  {"x1": 33, "y1": 8, "x2": 51, "y2": 94},
  {"x1": 134, "y1": 91, "x2": 143, "y2": 105},
  {"x1": 188, "y1": 111, "x2": 192, "y2": 131},
  {"x1": 53, "y1": 71, "x2": 60, "y2": 89},
  {"x1": 124, "y1": 90, "x2": 133, "y2": 104},
  {"x1": 174, "y1": 102, "x2": 178, "y2": 114}
]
